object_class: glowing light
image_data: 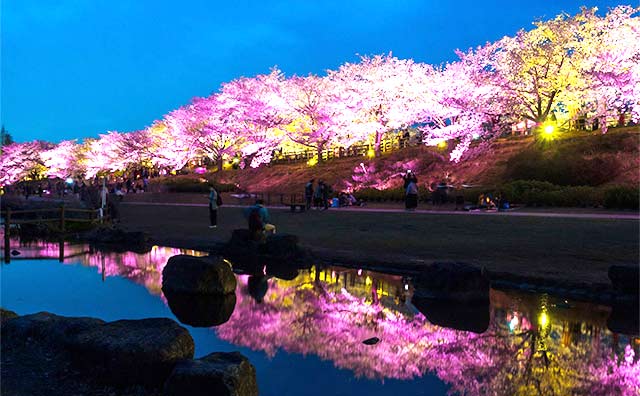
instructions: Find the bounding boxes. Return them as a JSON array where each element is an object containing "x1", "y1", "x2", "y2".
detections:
[
  {"x1": 404, "y1": 284, "x2": 409, "y2": 291},
  {"x1": 365, "y1": 276, "x2": 372, "y2": 285},
  {"x1": 307, "y1": 157, "x2": 318, "y2": 167},
  {"x1": 538, "y1": 312, "x2": 549, "y2": 329},
  {"x1": 367, "y1": 148, "x2": 375, "y2": 158},
  {"x1": 508, "y1": 316, "x2": 519, "y2": 332},
  {"x1": 544, "y1": 125, "x2": 555, "y2": 135},
  {"x1": 437, "y1": 140, "x2": 447, "y2": 149},
  {"x1": 65, "y1": 177, "x2": 74, "y2": 184},
  {"x1": 357, "y1": 269, "x2": 363, "y2": 276},
  {"x1": 232, "y1": 157, "x2": 240, "y2": 164}
]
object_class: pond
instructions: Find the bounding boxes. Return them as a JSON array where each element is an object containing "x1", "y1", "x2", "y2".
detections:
[{"x1": 1, "y1": 240, "x2": 638, "y2": 396}]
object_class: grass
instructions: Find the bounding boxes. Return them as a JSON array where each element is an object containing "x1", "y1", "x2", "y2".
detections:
[{"x1": 118, "y1": 203, "x2": 639, "y2": 286}]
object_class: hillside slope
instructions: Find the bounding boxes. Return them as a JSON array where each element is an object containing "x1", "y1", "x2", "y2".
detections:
[{"x1": 210, "y1": 128, "x2": 639, "y2": 194}]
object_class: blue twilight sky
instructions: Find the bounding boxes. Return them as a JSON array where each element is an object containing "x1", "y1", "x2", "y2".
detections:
[{"x1": 0, "y1": 0, "x2": 631, "y2": 143}]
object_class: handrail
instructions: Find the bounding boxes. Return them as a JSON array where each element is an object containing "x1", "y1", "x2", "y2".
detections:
[{"x1": 2, "y1": 206, "x2": 105, "y2": 263}]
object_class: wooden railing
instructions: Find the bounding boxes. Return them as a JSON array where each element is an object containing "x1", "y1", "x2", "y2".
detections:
[
  {"x1": 1, "y1": 206, "x2": 104, "y2": 263},
  {"x1": 271, "y1": 138, "x2": 415, "y2": 164}
]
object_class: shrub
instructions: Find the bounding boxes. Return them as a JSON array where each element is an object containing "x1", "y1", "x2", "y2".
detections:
[
  {"x1": 149, "y1": 176, "x2": 236, "y2": 193},
  {"x1": 603, "y1": 186, "x2": 640, "y2": 209},
  {"x1": 505, "y1": 146, "x2": 619, "y2": 186}
]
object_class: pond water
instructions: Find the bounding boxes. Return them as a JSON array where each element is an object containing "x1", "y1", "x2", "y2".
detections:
[{"x1": 1, "y1": 240, "x2": 638, "y2": 396}]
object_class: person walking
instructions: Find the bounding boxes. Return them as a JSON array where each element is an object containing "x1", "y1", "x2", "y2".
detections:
[
  {"x1": 405, "y1": 179, "x2": 418, "y2": 211},
  {"x1": 208, "y1": 186, "x2": 219, "y2": 228},
  {"x1": 304, "y1": 179, "x2": 314, "y2": 210}
]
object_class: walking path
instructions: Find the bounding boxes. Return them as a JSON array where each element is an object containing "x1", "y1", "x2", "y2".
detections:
[{"x1": 121, "y1": 201, "x2": 640, "y2": 220}]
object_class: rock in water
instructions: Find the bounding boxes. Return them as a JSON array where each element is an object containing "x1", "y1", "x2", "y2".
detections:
[
  {"x1": 164, "y1": 290, "x2": 236, "y2": 327},
  {"x1": 162, "y1": 255, "x2": 236, "y2": 295},
  {"x1": 164, "y1": 352, "x2": 259, "y2": 396},
  {"x1": 68, "y1": 318, "x2": 194, "y2": 385},
  {"x1": 414, "y1": 262, "x2": 490, "y2": 303}
]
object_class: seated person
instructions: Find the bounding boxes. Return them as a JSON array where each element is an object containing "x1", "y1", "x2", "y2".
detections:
[{"x1": 245, "y1": 199, "x2": 276, "y2": 240}]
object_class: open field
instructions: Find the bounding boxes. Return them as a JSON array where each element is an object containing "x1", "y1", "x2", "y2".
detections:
[{"x1": 118, "y1": 202, "x2": 639, "y2": 288}]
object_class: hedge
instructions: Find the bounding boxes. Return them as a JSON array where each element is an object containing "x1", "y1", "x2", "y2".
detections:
[
  {"x1": 149, "y1": 176, "x2": 237, "y2": 193},
  {"x1": 354, "y1": 181, "x2": 639, "y2": 209}
]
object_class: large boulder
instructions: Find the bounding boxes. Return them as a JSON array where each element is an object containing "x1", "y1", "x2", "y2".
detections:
[
  {"x1": 82, "y1": 227, "x2": 150, "y2": 253},
  {"x1": 163, "y1": 352, "x2": 258, "y2": 396},
  {"x1": 224, "y1": 230, "x2": 308, "y2": 267},
  {"x1": 163, "y1": 255, "x2": 236, "y2": 295},
  {"x1": 261, "y1": 234, "x2": 300, "y2": 258},
  {"x1": 164, "y1": 290, "x2": 236, "y2": 327},
  {"x1": 68, "y1": 318, "x2": 194, "y2": 385},
  {"x1": 412, "y1": 297, "x2": 489, "y2": 334},
  {"x1": 414, "y1": 262, "x2": 490, "y2": 303},
  {"x1": 608, "y1": 265, "x2": 639, "y2": 296},
  {"x1": 1, "y1": 312, "x2": 105, "y2": 346}
]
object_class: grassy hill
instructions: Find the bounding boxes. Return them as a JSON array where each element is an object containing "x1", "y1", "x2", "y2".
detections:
[{"x1": 205, "y1": 127, "x2": 639, "y2": 194}]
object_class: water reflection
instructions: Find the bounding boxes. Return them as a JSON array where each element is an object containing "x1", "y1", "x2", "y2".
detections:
[{"x1": 2, "y1": 239, "x2": 639, "y2": 395}]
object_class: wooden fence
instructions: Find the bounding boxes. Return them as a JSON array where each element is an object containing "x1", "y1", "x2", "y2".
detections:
[
  {"x1": 1, "y1": 206, "x2": 104, "y2": 263},
  {"x1": 271, "y1": 138, "x2": 415, "y2": 164}
]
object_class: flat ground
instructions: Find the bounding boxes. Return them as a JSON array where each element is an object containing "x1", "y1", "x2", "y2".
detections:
[{"x1": 118, "y1": 200, "x2": 639, "y2": 288}]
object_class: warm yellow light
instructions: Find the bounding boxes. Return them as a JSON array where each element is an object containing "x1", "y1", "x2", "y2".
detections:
[
  {"x1": 232, "y1": 157, "x2": 240, "y2": 164},
  {"x1": 437, "y1": 140, "x2": 447, "y2": 149},
  {"x1": 538, "y1": 312, "x2": 549, "y2": 328},
  {"x1": 307, "y1": 157, "x2": 318, "y2": 166},
  {"x1": 367, "y1": 148, "x2": 375, "y2": 158},
  {"x1": 544, "y1": 125, "x2": 555, "y2": 135},
  {"x1": 365, "y1": 276, "x2": 372, "y2": 286}
]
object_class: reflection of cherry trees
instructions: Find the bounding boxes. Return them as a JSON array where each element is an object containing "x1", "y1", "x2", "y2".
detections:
[
  {"x1": 215, "y1": 270, "x2": 639, "y2": 395},
  {"x1": 8, "y1": 241, "x2": 638, "y2": 395}
]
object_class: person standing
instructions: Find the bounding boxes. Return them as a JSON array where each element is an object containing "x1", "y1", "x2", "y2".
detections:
[
  {"x1": 208, "y1": 186, "x2": 219, "y2": 228},
  {"x1": 304, "y1": 179, "x2": 314, "y2": 210},
  {"x1": 314, "y1": 181, "x2": 324, "y2": 210},
  {"x1": 322, "y1": 181, "x2": 331, "y2": 211},
  {"x1": 405, "y1": 179, "x2": 418, "y2": 211},
  {"x1": 402, "y1": 170, "x2": 418, "y2": 189}
]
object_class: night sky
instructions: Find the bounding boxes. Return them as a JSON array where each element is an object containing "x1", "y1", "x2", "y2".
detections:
[{"x1": 1, "y1": 0, "x2": 631, "y2": 143}]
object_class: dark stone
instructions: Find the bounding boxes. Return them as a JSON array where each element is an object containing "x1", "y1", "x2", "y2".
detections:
[
  {"x1": 163, "y1": 352, "x2": 258, "y2": 396},
  {"x1": 0, "y1": 308, "x2": 18, "y2": 325},
  {"x1": 414, "y1": 262, "x2": 490, "y2": 303},
  {"x1": 261, "y1": 234, "x2": 299, "y2": 258},
  {"x1": 68, "y1": 318, "x2": 194, "y2": 385},
  {"x1": 223, "y1": 230, "x2": 308, "y2": 267},
  {"x1": 412, "y1": 296, "x2": 490, "y2": 334},
  {"x1": 608, "y1": 265, "x2": 639, "y2": 296},
  {"x1": 267, "y1": 263, "x2": 300, "y2": 281},
  {"x1": 165, "y1": 290, "x2": 236, "y2": 327},
  {"x1": 607, "y1": 301, "x2": 640, "y2": 336},
  {"x1": 362, "y1": 337, "x2": 380, "y2": 345},
  {"x1": 162, "y1": 255, "x2": 237, "y2": 295},
  {"x1": 247, "y1": 275, "x2": 269, "y2": 303},
  {"x1": 83, "y1": 227, "x2": 150, "y2": 253},
  {"x1": 1, "y1": 312, "x2": 105, "y2": 346},
  {"x1": 10, "y1": 249, "x2": 21, "y2": 256}
]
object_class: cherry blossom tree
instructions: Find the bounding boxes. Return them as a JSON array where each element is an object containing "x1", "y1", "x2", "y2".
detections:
[
  {"x1": 577, "y1": 6, "x2": 640, "y2": 132},
  {"x1": 329, "y1": 54, "x2": 433, "y2": 154},
  {"x1": 41, "y1": 140, "x2": 84, "y2": 179},
  {"x1": 0, "y1": 141, "x2": 51, "y2": 184}
]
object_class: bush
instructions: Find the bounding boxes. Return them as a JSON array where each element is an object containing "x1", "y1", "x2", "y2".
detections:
[
  {"x1": 149, "y1": 176, "x2": 236, "y2": 193},
  {"x1": 506, "y1": 146, "x2": 619, "y2": 186},
  {"x1": 603, "y1": 186, "x2": 640, "y2": 209}
]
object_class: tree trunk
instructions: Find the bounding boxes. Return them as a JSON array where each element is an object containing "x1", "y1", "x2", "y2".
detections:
[{"x1": 374, "y1": 132, "x2": 382, "y2": 154}]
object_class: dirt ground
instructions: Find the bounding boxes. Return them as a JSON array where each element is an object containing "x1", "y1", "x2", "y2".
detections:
[{"x1": 118, "y1": 202, "x2": 639, "y2": 289}]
